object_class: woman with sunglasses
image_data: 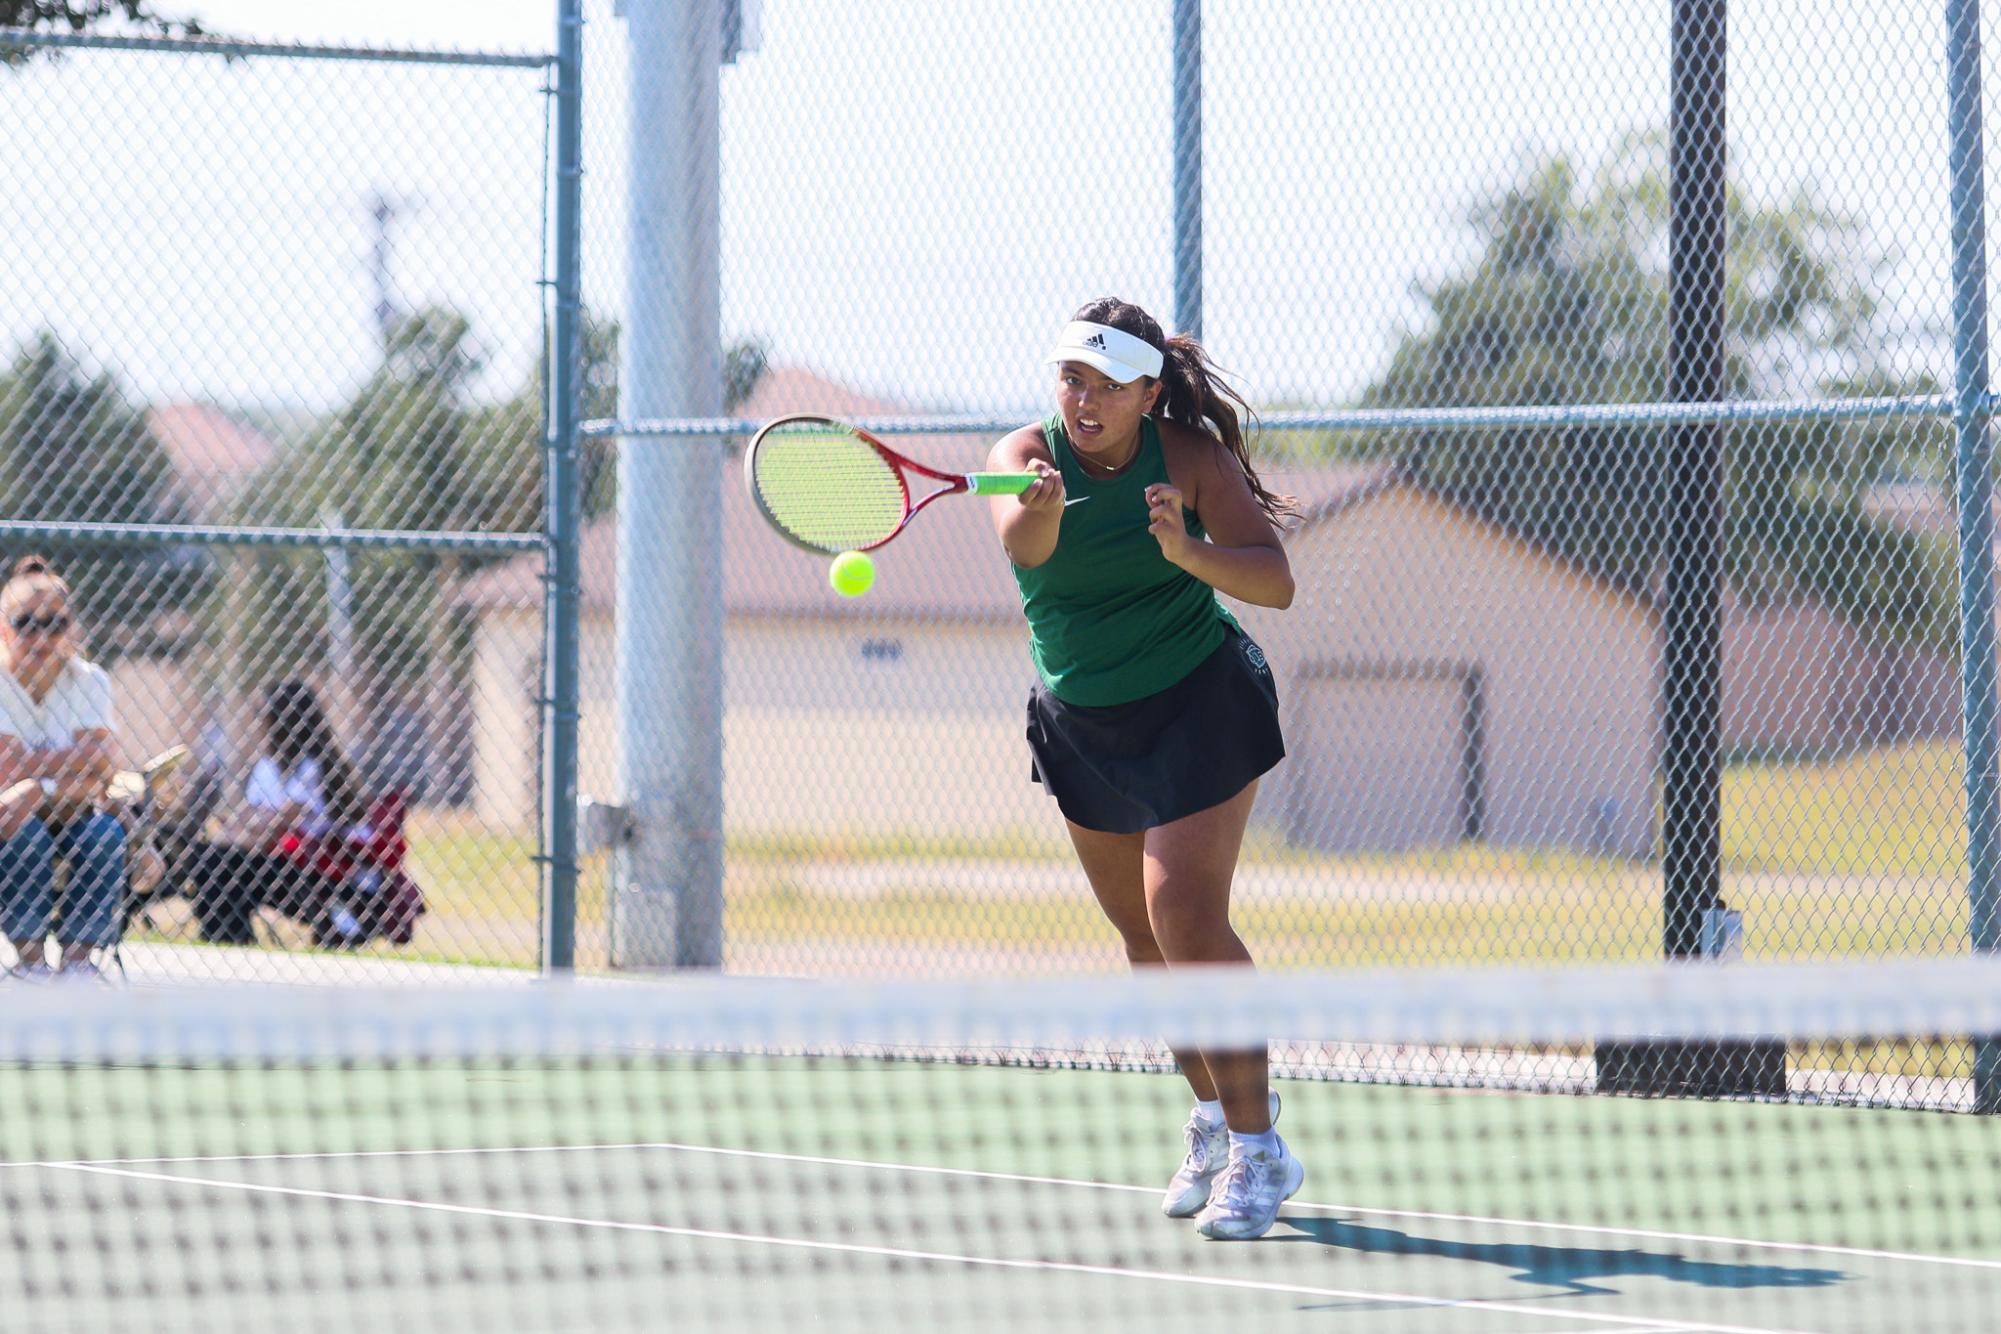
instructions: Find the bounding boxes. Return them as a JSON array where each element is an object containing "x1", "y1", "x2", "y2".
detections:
[{"x1": 0, "y1": 555, "x2": 125, "y2": 980}]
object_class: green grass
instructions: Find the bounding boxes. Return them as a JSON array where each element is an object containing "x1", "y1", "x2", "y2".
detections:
[
  {"x1": 123, "y1": 741, "x2": 1973, "y2": 972},
  {"x1": 1720, "y1": 740, "x2": 1966, "y2": 877}
]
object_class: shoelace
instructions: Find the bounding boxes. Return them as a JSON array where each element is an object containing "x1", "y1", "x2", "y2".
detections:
[
  {"x1": 1180, "y1": 1119, "x2": 1224, "y2": 1173},
  {"x1": 1214, "y1": 1151, "x2": 1274, "y2": 1207}
]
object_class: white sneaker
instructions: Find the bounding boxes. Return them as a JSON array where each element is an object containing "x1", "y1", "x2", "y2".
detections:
[
  {"x1": 5, "y1": 961, "x2": 55, "y2": 983},
  {"x1": 1161, "y1": 1090, "x2": 1282, "y2": 1219},
  {"x1": 1194, "y1": 1135, "x2": 1305, "y2": 1240}
]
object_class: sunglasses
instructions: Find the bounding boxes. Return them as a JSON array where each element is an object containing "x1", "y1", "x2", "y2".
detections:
[{"x1": 9, "y1": 612, "x2": 70, "y2": 635}]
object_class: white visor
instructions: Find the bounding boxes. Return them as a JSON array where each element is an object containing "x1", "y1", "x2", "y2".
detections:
[{"x1": 1046, "y1": 320, "x2": 1165, "y2": 384}]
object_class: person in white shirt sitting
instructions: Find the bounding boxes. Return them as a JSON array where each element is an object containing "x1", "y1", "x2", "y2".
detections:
[
  {"x1": 0, "y1": 556, "x2": 125, "y2": 981},
  {"x1": 180, "y1": 678, "x2": 363, "y2": 945}
]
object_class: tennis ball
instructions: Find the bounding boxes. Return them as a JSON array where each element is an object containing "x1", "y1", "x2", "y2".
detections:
[{"x1": 829, "y1": 550, "x2": 875, "y2": 597}]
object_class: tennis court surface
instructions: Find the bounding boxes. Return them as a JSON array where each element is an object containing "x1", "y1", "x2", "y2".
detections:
[{"x1": 6, "y1": 965, "x2": 2000, "y2": 1333}]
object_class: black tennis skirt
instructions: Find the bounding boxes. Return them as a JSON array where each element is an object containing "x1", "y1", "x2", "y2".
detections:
[{"x1": 1026, "y1": 625, "x2": 1285, "y2": 834}]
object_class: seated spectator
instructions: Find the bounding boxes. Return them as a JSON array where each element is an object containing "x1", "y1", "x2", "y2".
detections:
[
  {"x1": 180, "y1": 679, "x2": 362, "y2": 945},
  {"x1": 0, "y1": 556, "x2": 125, "y2": 981}
]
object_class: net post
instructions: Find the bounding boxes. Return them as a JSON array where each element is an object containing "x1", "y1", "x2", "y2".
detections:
[{"x1": 1948, "y1": 0, "x2": 2001, "y2": 1114}]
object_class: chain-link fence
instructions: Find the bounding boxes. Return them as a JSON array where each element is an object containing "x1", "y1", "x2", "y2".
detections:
[
  {"x1": 0, "y1": 28, "x2": 559, "y2": 978},
  {"x1": 6, "y1": 3, "x2": 2001, "y2": 1009},
  {"x1": 578, "y1": 0, "x2": 2001, "y2": 994}
]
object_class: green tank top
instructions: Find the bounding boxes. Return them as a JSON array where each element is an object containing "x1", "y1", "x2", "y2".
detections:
[{"x1": 1010, "y1": 414, "x2": 1239, "y2": 706}]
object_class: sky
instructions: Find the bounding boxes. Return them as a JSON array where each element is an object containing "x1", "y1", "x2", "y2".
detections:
[
  {"x1": 175, "y1": 0, "x2": 554, "y2": 52},
  {"x1": 0, "y1": 1, "x2": 1987, "y2": 425}
]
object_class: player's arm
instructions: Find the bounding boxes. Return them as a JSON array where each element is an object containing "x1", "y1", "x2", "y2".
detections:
[
  {"x1": 1152, "y1": 426, "x2": 1294, "y2": 609},
  {"x1": 987, "y1": 425, "x2": 1067, "y2": 568}
]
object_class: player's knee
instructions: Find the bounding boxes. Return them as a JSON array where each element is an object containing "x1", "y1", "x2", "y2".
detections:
[
  {"x1": 1145, "y1": 888, "x2": 1227, "y2": 959},
  {"x1": 1120, "y1": 930, "x2": 1167, "y2": 967}
]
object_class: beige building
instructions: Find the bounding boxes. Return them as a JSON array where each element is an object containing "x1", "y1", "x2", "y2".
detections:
[
  {"x1": 1252, "y1": 467, "x2": 1656, "y2": 855},
  {"x1": 455, "y1": 384, "x2": 1967, "y2": 857},
  {"x1": 457, "y1": 369, "x2": 1052, "y2": 839}
]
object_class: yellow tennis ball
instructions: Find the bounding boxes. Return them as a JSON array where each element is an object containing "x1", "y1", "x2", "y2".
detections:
[{"x1": 829, "y1": 550, "x2": 875, "y2": 597}]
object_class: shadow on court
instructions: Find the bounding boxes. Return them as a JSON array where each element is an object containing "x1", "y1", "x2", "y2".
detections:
[{"x1": 1274, "y1": 1217, "x2": 1849, "y2": 1298}]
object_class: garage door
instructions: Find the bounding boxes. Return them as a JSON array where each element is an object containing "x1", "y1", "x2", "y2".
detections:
[{"x1": 1286, "y1": 672, "x2": 1469, "y2": 853}]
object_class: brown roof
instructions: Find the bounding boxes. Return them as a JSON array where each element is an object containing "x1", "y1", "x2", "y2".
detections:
[
  {"x1": 146, "y1": 402, "x2": 278, "y2": 515},
  {"x1": 1264, "y1": 460, "x2": 1402, "y2": 522},
  {"x1": 458, "y1": 427, "x2": 1024, "y2": 621},
  {"x1": 1287, "y1": 462, "x2": 1673, "y2": 613},
  {"x1": 458, "y1": 376, "x2": 1398, "y2": 620},
  {"x1": 735, "y1": 366, "x2": 905, "y2": 421},
  {"x1": 460, "y1": 457, "x2": 1401, "y2": 621},
  {"x1": 1862, "y1": 480, "x2": 2001, "y2": 538}
]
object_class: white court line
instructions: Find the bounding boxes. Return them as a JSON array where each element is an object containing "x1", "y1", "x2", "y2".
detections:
[
  {"x1": 29, "y1": 1138, "x2": 1985, "y2": 1276},
  {"x1": 39, "y1": 1159, "x2": 1815, "y2": 1334}
]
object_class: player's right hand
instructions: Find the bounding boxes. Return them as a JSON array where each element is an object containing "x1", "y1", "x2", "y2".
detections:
[{"x1": 1018, "y1": 460, "x2": 1066, "y2": 512}]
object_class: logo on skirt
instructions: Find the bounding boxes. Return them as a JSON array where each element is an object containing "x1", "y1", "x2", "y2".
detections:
[{"x1": 1239, "y1": 637, "x2": 1270, "y2": 676}]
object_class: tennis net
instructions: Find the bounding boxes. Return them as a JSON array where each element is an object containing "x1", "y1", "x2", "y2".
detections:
[{"x1": 6, "y1": 961, "x2": 2001, "y2": 1333}]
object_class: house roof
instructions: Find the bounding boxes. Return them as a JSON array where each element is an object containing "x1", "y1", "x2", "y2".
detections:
[
  {"x1": 732, "y1": 365, "x2": 906, "y2": 421},
  {"x1": 458, "y1": 382, "x2": 1400, "y2": 620},
  {"x1": 145, "y1": 402, "x2": 278, "y2": 515},
  {"x1": 1284, "y1": 461, "x2": 1667, "y2": 608},
  {"x1": 1862, "y1": 480, "x2": 2001, "y2": 539},
  {"x1": 459, "y1": 369, "x2": 1019, "y2": 620}
]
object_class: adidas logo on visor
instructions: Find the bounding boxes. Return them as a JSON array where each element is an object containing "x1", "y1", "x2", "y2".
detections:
[{"x1": 1084, "y1": 333, "x2": 1107, "y2": 350}]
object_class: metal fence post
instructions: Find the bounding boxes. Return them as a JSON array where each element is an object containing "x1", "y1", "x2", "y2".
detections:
[
  {"x1": 1946, "y1": 0, "x2": 2001, "y2": 1112},
  {"x1": 542, "y1": 0, "x2": 586, "y2": 974},
  {"x1": 613, "y1": 0, "x2": 725, "y2": 969},
  {"x1": 1171, "y1": 0, "x2": 1202, "y2": 342}
]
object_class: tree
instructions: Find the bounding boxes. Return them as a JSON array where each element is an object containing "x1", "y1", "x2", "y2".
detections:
[
  {"x1": 1, "y1": 2, "x2": 201, "y2": 35},
  {"x1": 1358, "y1": 131, "x2": 1950, "y2": 649},
  {"x1": 483, "y1": 316, "x2": 769, "y2": 519},
  {"x1": 0, "y1": 332, "x2": 196, "y2": 650},
  {"x1": 218, "y1": 307, "x2": 770, "y2": 796}
]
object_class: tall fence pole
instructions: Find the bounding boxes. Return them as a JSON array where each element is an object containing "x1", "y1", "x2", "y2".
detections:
[
  {"x1": 1171, "y1": 0, "x2": 1202, "y2": 341},
  {"x1": 1946, "y1": 0, "x2": 2001, "y2": 1113},
  {"x1": 541, "y1": 0, "x2": 585, "y2": 974},
  {"x1": 1661, "y1": 0, "x2": 1727, "y2": 962},
  {"x1": 613, "y1": 0, "x2": 725, "y2": 969},
  {"x1": 1600, "y1": 0, "x2": 1786, "y2": 1099}
]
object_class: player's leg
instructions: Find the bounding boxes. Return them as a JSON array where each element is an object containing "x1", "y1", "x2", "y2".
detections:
[
  {"x1": 1065, "y1": 818, "x2": 1236, "y2": 1218},
  {"x1": 1065, "y1": 817, "x2": 1218, "y2": 1100},
  {"x1": 1143, "y1": 780, "x2": 1302, "y2": 1239},
  {"x1": 1142, "y1": 781, "x2": 1264, "y2": 1121}
]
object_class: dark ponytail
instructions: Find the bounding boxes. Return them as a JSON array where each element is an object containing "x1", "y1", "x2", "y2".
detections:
[{"x1": 1069, "y1": 298, "x2": 1297, "y2": 526}]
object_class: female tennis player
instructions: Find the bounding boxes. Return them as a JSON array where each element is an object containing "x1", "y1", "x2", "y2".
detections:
[{"x1": 987, "y1": 298, "x2": 1299, "y2": 1240}]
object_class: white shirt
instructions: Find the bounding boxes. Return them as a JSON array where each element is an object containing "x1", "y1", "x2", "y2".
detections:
[
  {"x1": 245, "y1": 755, "x2": 333, "y2": 837},
  {"x1": 0, "y1": 657, "x2": 115, "y2": 755}
]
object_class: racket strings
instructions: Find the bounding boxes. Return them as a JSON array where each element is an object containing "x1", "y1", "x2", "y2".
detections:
[{"x1": 751, "y1": 425, "x2": 909, "y2": 553}]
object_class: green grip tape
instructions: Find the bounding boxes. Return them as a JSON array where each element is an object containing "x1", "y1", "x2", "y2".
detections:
[{"x1": 967, "y1": 472, "x2": 1039, "y2": 496}]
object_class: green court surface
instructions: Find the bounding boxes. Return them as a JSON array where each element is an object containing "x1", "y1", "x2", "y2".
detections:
[{"x1": 5, "y1": 1058, "x2": 1999, "y2": 1333}]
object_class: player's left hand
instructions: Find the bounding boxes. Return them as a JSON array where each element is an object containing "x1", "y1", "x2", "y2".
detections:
[{"x1": 1145, "y1": 483, "x2": 1193, "y2": 562}]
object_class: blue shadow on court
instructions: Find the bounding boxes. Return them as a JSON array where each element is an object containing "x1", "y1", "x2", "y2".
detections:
[{"x1": 1275, "y1": 1217, "x2": 1849, "y2": 1298}]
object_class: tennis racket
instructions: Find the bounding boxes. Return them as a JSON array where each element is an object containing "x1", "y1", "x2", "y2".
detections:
[{"x1": 745, "y1": 414, "x2": 1042, "y2": 554}]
